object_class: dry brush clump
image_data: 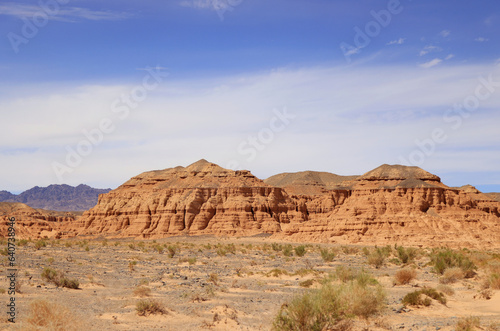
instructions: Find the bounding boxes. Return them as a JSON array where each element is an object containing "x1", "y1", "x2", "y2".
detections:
[
  {"x1": 41, "y1": 267, "x2": 79, "y2": 289},
  {"x1": 402, "y1": 287, "x2": 447, "y2": 307},
  {"x1": 133, "y1": 286, "x2": 152, "y2": 297},
  {"x1": 15, "y1": 299, "x2": 81, "y2": 331},
  {"x1": 430, "y1": 248, "x2": 477, "y2": 278},
  {"x1": 136, "y1": 299, "x2": 167, "y2": 316},
  {"x1": 455, "y1": 316, "x2": 481, "y2": 331},
  {"x1": 440, "y1": 267, "x2": 464, "y2": 284},
  {"x1": 394, "y1": 268, "x2": 417, "y2": 285},
  {"x1": 273, "y1": 269, "x2": 385, "y2": 330}
]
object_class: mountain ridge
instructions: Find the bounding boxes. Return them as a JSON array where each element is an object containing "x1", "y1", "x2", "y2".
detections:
[{"x1": 0, "y1": 184, "x2": 111, "y2": 211}]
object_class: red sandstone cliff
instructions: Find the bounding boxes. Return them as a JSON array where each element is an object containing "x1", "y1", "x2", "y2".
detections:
[
  {"x1": 72, "y1": 161, "x2": 500, "y2": 249},
  {"x1": 0, "y1": 202, "x2": 79, "y2": 239}
]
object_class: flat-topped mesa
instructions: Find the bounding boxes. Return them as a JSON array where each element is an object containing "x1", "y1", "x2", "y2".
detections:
[
  {"x1": 76, "y1": 160, "x2": 301, "y2": 238},
  {"x1": 351, "y1": 164, "x2": 445, "y2": 190},
  {"x1": 357, "y1": 164, "x2": 441, "y2": 182}
]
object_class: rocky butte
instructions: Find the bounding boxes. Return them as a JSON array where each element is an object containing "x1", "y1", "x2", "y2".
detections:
[
  {"x1": 3, "y1": 160, "x2": 499, "y2": 249},
  {"x1": 65, "y1": 160, "x2": 500, "y2": 249}
]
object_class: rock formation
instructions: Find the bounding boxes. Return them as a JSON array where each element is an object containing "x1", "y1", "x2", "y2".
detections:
[
  {"x1": 74, "y1": 160, "x2": 297, "y2": 238},
  {"x1": 0, "y1": 184, "x2": 111, "y2": 211},
  {"x1": 0, "y1": 202, "x2": 80, "y2": 239},
  {"x1": 71, "y1": 160, "x2": 500, "y2": 249}
]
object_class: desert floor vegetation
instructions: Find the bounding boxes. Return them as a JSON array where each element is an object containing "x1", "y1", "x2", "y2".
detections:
[{"x1": 1, "y1": 237, "x2": 499, "y2": 330}]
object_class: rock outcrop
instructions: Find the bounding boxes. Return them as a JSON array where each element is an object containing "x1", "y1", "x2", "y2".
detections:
[
  {"x1": 0, "y1": 202, "x2": 80, "y2": 239},
  {"x1": 74, "y1": 160, "x2": 297, "y2": 238},
  {"x1": 71, "y1": 160, "x2": 500, "y2": 249},
  {"x1": 0, "y1": 184, "x2": 111, "y2": 211}
]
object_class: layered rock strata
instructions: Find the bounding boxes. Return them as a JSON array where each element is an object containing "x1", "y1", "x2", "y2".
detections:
[{"x1": 73, "y1": 161, "x2": 500, "y2": 249}]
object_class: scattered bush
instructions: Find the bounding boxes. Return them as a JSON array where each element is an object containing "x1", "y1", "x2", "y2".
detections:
[
  {"x1": 341, "y1": 246, "x2": 359, "y2": 255},
  {"x1": 129, "y1": 261, "x2": 138, "y2": 271},
  {"x1": 430, "y1": 248, "x2": 477, "y2": 278},
  {"x1": 272, "y1": 243, "x2": 282, "y2": 252},
  {"x1": 299, "y1": 279, "x2": 315, "y2": 288},
  {"x1": 17, "y1": 239, "x2": 29, "y2": 247},
  {"x1": 367, "y1": 249, "x2": 386, "y2": 269},
  {"x1": 273, "y1": 272, "x2": 385, "y2": 330},
  {"x1": 136, "y1": 299, "x2": 166, "y2": 316},
  {"x1": 396, "y1": 246, "x2": 417, "y2": 264},
  {"x1": 320, "y1": 248, "x2": 336, "y2": 262},
  {"x1": 440, "y1": 267, "x2": 464, "y2": 284},
  {"x1": 455, "y1": 316, "x2": 481, "y2": 331},
  {"x1": 167, "y1": 245, "x2": 179, "y2": 258},
  {"x1": 437, "y1": 284, "x2": 455, "y2": 296},
  {"x1": 35, "y1": 240, "x2": 47, "y2": 250},
  {"x1": 133, "y1": 286, "x2": 152, "y2": 297},
  {"x1": 488, "y1": 273, "x2": 500, "y2": 290},
  {"x1": 402, "y1": 287, "x2": 446, "y2": 307},
  {"x1": 267, "y1": 269, "x2": 289, "y2": 278},
  {"x1": 294, "y1": 245, "x2": 306, "y2": 257},
  {"x1": 41, "y1": 267, "x2": 80, "y2": 289},
  {"x1": 20, "y1": 299, "x2": 80, "y2": 331},
  {"x1": 394, "y1": 268, "x2": 417, "y2": 285},
  {"x1": 282, "y1": 244, "x2": 293, "y2": 257},
  {"x1": 208, "y1": 273, "x2": 219, "y2": 285}
]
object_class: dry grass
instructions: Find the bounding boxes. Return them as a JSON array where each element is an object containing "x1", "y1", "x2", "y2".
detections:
[
  {"x1": 136, "y1": 299, "x2": 166, "y2": 316},
  {"x1": 273, "y1": 271, "x2": 385, "y2": 330},
  {"x1": 488, "y1": 273, "x2": 500, "y2": 290},
  {"x1": 133, "y1": 286, "x2": 152, "y2": 297},
  {"x1": 394, "y1": 268, "x2": 417, "y2": 285},
  {"x1": 437, "y1": 284, "x2": 455, "y2": 296},
  {"x1": 15, "y1": 299, "x2": 81, "y2": 331},
  {"x1": 440, "y1": 267, "x2": 464, "y2": 284},
  {"x1": 455, "y1": 316, "x2": 480, "y2": 331}
]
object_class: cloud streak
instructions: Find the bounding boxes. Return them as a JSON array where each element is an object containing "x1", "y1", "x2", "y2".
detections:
[
  {"x1": 1, "y1": 62, "x2": 500, "y2": 191},
  {"x1": 0, "y1": 2, "x2": 131, "y2": 22}
]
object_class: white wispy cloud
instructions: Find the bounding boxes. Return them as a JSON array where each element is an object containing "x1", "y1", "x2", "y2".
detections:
[
  {"x1": 180, "y1": 0, "x2": 235, "y2": 12},
  {"x1": 2, "y1": 62, "x2": 500, "y2": 192},
  {"x1": 440, "y1": 30, "x2": 451, "y2": 37},
  {"x1": 419, "y1": 58, "x2": 443, "y2": 68},
  {"x1": 475, "y1": 37, "x2": 489, "y2": 42},
  {"x1": 419, "y1": 45, "x2": 442, "y2": 56},
  {"x1": 0, "y1": 2, "x2": 130, "y2": 22},
  {"x1": 445, "y1": 54, "x2": 455, "y2": 60},
  {"x1": 386, "y1": 38, "x2": 406, "y2": 45}
]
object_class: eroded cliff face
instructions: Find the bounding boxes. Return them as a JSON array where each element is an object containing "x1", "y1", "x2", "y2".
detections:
[
  {"x1": 74, "y1": 160, "x2": 300, "y2": 238},
  {"x1": 0, "y1": 202, "x2": 79, "y2": 239},
  {"x1": 51, "y1": 161, "x2": 500, "y2": 248},
  {"x1": 273, "y1": 165, "x2": 500, "y2": 248}
]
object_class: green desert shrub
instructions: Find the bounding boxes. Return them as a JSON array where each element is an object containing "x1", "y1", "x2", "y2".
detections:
[
  {"x1": 282, "y1": 244, "x2": 294, "y2": 257},
  {"x1": 320, "y1": 248, "x2": 336, "y2": 262},
  {"x1": 396, "y1": 246, "x2": 417, "y2": 264},
  {"x1": 402, "y1": 287, "x2": 446, "y2": 307},
  {"x1": 294, "y1": 245, "x2": 306, "y2": 257},
  {"x1": 273, "y1": 272, "x2": 385, "y2": 330},
  {"x1": 430, "y1": 248, "x2": 477, "y2": 278},
  {"x1": 41, "y1": 267, "x2": 79, "y2": 289}
]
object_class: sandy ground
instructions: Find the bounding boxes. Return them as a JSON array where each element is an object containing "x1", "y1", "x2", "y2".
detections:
[{"x1": 0, "y1": 235, "x2": 499, "y2": 330}]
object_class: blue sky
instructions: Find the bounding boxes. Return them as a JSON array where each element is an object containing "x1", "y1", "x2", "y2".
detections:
[{"x1": 1, "y1": 0, "x2": 499, "y2": 193}]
